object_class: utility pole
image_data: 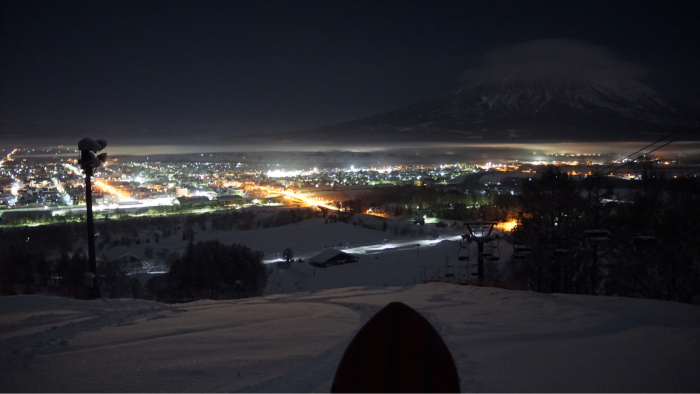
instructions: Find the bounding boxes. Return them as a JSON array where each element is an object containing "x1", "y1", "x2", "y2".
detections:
[{"x1": 78, "y1": 138, "x2": 108, "y2": 297}]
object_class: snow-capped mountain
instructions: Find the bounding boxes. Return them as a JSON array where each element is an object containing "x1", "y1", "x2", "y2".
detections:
[
  {"x1": 430, "y1": 78, "x2": 683, "y2": 124},
  {"x1": 281, "y1": 77, "x2": 698, "y2": 143}
]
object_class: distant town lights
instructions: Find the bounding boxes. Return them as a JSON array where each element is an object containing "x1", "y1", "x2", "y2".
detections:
[{"x1": 267, "y1": 169, "x2": 302, "y2": 177}]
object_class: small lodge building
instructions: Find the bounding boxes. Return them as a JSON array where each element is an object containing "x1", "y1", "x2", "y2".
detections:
[
  {"x1": 216, "y1": 194, "x2": 244, "y2": 206},
  {"x1": 176, "y1": 196, "x2": 211, "y2": 208},
  {"x1": 309, "y1": 249, "x2": 360, "y2": 268}
]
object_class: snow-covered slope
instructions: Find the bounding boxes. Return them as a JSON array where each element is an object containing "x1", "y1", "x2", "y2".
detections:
[
  {"x1": 2, "y1": 285, "x2": 699, "y2": 392},
  {"x1": 280, "y1": 74, "x2": 697, "y2": 144},
  {"x1": 410, "y1": 78, "x2": 686, "y2": 124},
  {"x1": 3, "y1": 218, "x2": 699, "y2": 391}
]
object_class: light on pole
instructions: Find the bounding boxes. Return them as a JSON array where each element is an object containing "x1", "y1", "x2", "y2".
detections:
[{"x1": 78, "y1": 138, "x2": 107, "y2": 297}]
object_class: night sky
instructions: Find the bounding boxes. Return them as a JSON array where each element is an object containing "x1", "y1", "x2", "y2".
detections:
[{"x1": 1, "y1": 0, "x2": 699, "y2": 139}]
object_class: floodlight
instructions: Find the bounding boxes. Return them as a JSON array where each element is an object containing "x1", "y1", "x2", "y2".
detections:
[
  {"x1": 78, "y1": 139, "x2": 108, "y2": 170},
  {"x1": 78, "y1": 138, "x2": 107, "y2": 152}
]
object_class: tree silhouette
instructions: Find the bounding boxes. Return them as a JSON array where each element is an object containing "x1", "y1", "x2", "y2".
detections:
[{"x1": 167, "y1": 240, "x2": 267, "y2": 300}]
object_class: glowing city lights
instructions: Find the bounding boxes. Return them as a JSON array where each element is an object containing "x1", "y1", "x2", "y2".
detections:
[
  {"x1": 93, "y1": 179, "x2": 132, "y2": 200},
  {"x1": 495, "y1": 220, "x2": 518, "y2": 232},
  {"x1": 0, "y1": 148, "x2": 18, "y2": 166}
]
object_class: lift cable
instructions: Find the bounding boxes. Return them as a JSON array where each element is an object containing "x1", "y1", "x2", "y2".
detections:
[
  {"x1": 593, "y1": 118, "x2": 700, "y2": 177},
  {"x1": 682, "y1": 168, "x2": 700, "y2": 178},
  {"x1": 596, "y1": 124, "x2": 700, "y2": 178}
]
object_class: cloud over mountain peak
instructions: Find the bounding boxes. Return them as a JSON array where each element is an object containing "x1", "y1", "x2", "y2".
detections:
[{"x1": 463, "y1": 39, "x2": 648, "y2": 84}]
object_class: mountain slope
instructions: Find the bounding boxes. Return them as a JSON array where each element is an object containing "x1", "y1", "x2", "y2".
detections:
[{"x1": 280, "y1": 78, "x2": 698, "y2": 143}]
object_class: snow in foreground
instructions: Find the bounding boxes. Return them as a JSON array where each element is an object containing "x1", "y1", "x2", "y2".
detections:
[{"x1": 1, "y1": 283, "x2": 699, "y2": 392}]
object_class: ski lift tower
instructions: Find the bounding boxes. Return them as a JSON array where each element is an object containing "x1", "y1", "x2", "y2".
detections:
[
  {"x1": 583, "y1": 229, "x2": 612, "y2": 294},
  {"x1": 463, "y1": 221, "x2": 498, "y2": 284}
]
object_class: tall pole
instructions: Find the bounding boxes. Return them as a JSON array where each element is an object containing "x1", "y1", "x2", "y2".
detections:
[
  {"x1": 477, "y1": 240, "x2": 484, "y2": 284},
  {"x1": 591, "y1": 243, "x2": 597, "y2": 295},
  {"x1": 537, "y1": 232, "x2": 543, "y2": 292},
  {"x1": 465, "y1": 222, "x2": 497, "y2": 286},
  {"x1": 78, "y1": 137, "x2": 107, "y2": 298},
  {"x1": 85, "y1": 166, "x2": 97, "y2": 275}
]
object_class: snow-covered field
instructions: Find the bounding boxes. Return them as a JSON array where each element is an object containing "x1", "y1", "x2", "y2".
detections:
[
  {"x1": 107, "y1": 216, "x2": 512, "y2": 291},
  {"x1": 110, "y1": 216, "x2": 464, "y2": 265},
  {"x1": 2, "y1": 285, "x2": 699, "y2": 392},
  {"x1": 2, "y1": 217, "x2": 699, "y2": 392}
]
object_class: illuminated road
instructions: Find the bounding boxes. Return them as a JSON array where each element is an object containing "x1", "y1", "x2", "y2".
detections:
[
  {"x1": 65, "y1": 162, "x2": 132, "y2": 200},
  {"x1": 67, "y1": 163, "x2": 334, "y2": 210},
  {"x1": 0, "y1": 148, "x2": 18, "y2": 166},
  {"x1": 249, "y1": 184, "x2": 339, "y2": 211},
  {"x1": 278, "y1": 189, "x2": 339, "y2": 210},
  {"x1": 63, "y1": 163, "x2": 81, "y2": 173},
  {"x1": 93, "y1": 179, "x2": 132, "y2": 199}
]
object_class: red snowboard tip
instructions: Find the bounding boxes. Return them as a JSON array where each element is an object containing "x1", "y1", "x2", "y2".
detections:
[{"x1": 332, "y1": 301, "x2": 460, "y2": 393}]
